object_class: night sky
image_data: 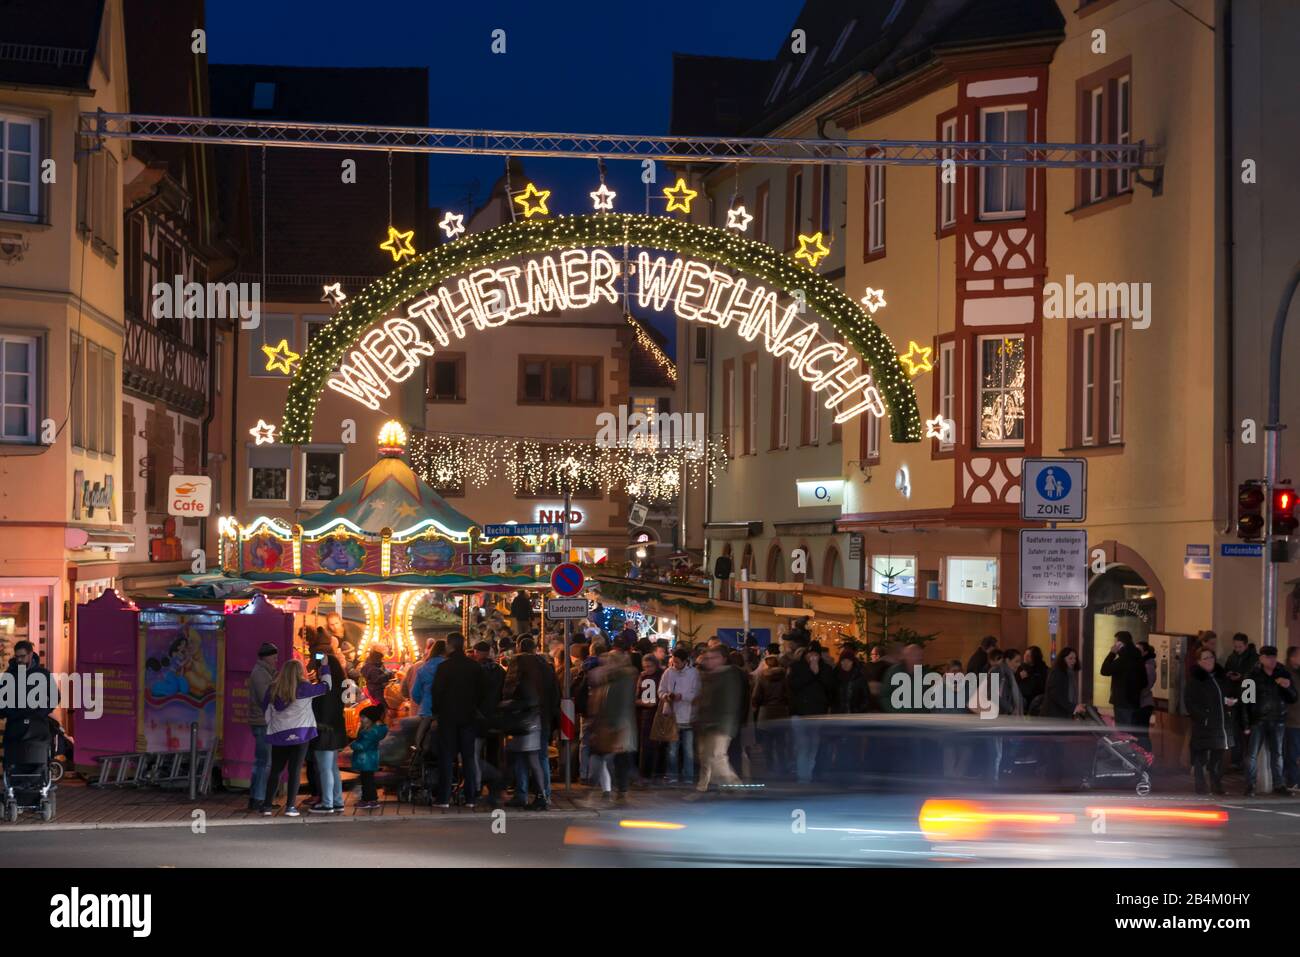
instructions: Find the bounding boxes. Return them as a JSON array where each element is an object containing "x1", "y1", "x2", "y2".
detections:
[{"x1": 207, "y1": 0, "x2": 803, "y2": 216}]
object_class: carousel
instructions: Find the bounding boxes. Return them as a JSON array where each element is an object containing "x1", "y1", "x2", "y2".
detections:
[{"x1": 215, "y1": 420, "x2": 554, "y2": 661}]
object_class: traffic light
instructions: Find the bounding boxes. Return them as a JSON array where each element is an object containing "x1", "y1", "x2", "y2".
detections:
[
  {"x1": 1237, "y1": 480, "x2": 1265, "y2": 540},
  {"x1": 1273, "y1": 483, "x2": 1299, "y2": 538}
]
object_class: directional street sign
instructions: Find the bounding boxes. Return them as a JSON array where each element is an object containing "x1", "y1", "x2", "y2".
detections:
[
  {"x1": 1020, "y1": 458, "x2": 1087, "y2": 522},
  {"x1": 459, "y1": 551, "x2": 563, "y2": 566},
  {"x1": 551, "y1": 562, "x2": 585, "y2": 596},
  {"x1": 545, "y1": 597, "x2": 589, "y2": 620},
  {"x1": 483, "y1": 523, "x2": 565, "y2": 538}
]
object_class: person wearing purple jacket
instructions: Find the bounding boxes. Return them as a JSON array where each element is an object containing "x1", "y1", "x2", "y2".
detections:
[{"x1": 259, "y1": 657, "x2": 332, "y2": 817}]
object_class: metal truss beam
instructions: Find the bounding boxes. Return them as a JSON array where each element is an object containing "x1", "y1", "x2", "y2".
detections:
[{"x1": 83, "y1": 112, "x2": 1160, "y2": 171}]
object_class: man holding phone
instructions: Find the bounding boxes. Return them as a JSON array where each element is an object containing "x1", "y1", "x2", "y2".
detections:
[{"x1": 1242, "y1": 645, "x2": 1298, "y2": 797}]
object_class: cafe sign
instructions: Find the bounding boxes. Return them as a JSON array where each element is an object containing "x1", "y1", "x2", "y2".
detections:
[{"x1": 72, "y1": 471, "x2": 116, "y2": 521}]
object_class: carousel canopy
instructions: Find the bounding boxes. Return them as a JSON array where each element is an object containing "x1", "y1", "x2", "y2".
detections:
[{"x1": 219, "y1": 421, "x2": 555, "y2": 589}]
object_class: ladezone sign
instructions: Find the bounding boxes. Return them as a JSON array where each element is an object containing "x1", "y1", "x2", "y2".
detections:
[{"x1": 325, "y1": 249, "x2": 886, "y2": 425}]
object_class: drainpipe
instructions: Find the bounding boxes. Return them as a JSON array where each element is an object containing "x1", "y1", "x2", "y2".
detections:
[
  {"x1": 1220, "y1": 5, "x2": 1236, "y2": 537},
  {"x1": 198, "y1": 316, "x2": 218, "y2": 559}
]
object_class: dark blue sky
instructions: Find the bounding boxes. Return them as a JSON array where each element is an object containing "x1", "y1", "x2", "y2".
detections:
[{"x1": 208, "y1": 0, "x2": 802, "y2": 215}]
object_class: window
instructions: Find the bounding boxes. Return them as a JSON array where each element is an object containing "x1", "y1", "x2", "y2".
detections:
[
  {"x1": 1079, "y1": 327, "x2": 1096, "y2": 445},
  {"x1": 100, "y1": 345, "x2": 114, "y2": 456},
  {"x1": 1108, "y1": 323, "x2": 1123, "y2": 441},
  {"x1": 864, "y1": 409, "x2": 880, "y2": 463},
  {"x1": 302, "y1": 450, "x2": 343, "y2": 503},
  {"x1": 866, "y1": 164, "x2": 886, "y2": 255},
  {"x1": 77, "y1": 148, "x2": 118, "y2": 254},
  {"x1": 722, "y1": 360, "x2": 736, "y2": 456},
  {"x1": 801, "y1": 380, "x2": 820, "y2": 445},
  {"x1": 69, "y1": 333, "x2": 114, "y2": 454},
  {"x1": 252, "y1": 82, "x2": 276, "y2": 110},
  {"x1": 0, "y1": 113, "x2": 40, "y2": 220},
  {"x1": 249, "y1": 446, "x2": 290, "y2": 503},
  {"x1": 976, "y1": 334, "x2": 1026, "y2": 448},
  {"x1": 1116, "y1": 76, "x2": 1132, "y2": 193},
  {"x1": 828, "y1": 20, "x2": 857, "y2": 62},
  {"x1": 791, "y1": 47, "x2": 819, "y2": 89},
  {"x1": 304, "y1": 317, "x2": 329, "y2": 350},
  {"x1": 1088, "y1": 87, "x2": 1105, "y2": 202},
  {"x1": 125, "y1": 217, "x2": 144, "y2": 317},
  {"x1": 787, "y1": 169, "x2": 804, "y2": 250},
  {"x1": 937, "y1": 340, "x2": 956, "y2": 451},
  {"x1": 771, "y1": 358, "x2": 789, "y2": 450},
  {"x1": 693, "y1": 326, "x2": 708, "y2": 363},
  {"x1": 823, "y1": 546, "x2": 844, "y2": 588},
  {"x1": 427, "y1": 353, "x2": 465, "y2": 401},
  {"x1": 945, "y1": 556, "x2": 999, "y2": 607},
  {"x1": 979, "y1": 106, "x2": 1028, "y2": 219},
  {"x1": 518, "y1": 357, "x2": 601, "y2": 404},
  {"x1": 871, "y1": 555, "x2": 917, "y2": 597},
  {"x1": 249, "y1": 314, "x2": 295, "y2": 377},
  {"x1": 939, "y1": 117, "x2": 957, "y2": 229},
  {"x1": 755, "y1": 181, "x2": 770, "y2": 243},
  {"x1": 742, "y1": 355, "x2": 757, "y2": 455},
  {"x1": 0, "y1": 335, "x2": 37, "y2": 442},
  {"x1": 766, "y1": 63, "x2": 793, "y2": 105}
]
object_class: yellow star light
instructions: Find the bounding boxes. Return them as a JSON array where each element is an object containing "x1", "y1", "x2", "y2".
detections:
[
  {"x1": 261, "y1": 339, "x2": 300, "y2": 374},
  {"x1": 250, "y1": 419, "x2": 277, "y2": 445},
  {"x1": 663, "y1": 178, "x2": 698, "y2": 214},
  {"x1": 513, "y1": 183, "x2": 551, "y2": 219},
  {"x1": 379, "y1": 225, "x2": 417, "y2": 261},
  {"x1": 899, "y1": 341, "x2": 934, "y2": 377},
  {"x1": 794, "y1": 232, "x2": 830, "y2": 268}
]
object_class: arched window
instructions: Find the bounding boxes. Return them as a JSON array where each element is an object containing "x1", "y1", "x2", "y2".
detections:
[
  {"x1": 823, "y1": 545, "x2": 844, "y2": 588},
  {"x1": 796, "y1": 542, "x2": 815, "y2": 584},
  {"x1": 766, "y1": 543, "x2": 787, "y2": 607}
]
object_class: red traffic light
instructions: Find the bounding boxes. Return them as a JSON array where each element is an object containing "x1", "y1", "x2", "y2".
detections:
[
  {"x1": 1238, "y1": 481, "x2": 1265, "y2": 540},
  {"x1": 1274, "y1": 485, "x2": 1299, "y2": 538}
]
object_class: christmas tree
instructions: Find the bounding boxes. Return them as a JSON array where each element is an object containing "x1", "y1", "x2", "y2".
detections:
[{"x1": 853, "y1": 562, "x2": 938, "y2": 652}]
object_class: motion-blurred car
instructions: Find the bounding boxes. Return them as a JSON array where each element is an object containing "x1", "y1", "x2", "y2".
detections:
[{"x1": 565, "y1": 715, "x2": 1228, "y2": 866}]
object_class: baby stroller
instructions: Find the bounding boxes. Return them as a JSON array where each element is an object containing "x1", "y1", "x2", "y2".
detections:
[
  {"x1": 2, "y1": 716, "x2": 66, "y2": 822},
  {"x1": 380, "y1": 717, "x2": 454, "y2": 806},
  {"x1": 1081, "y1": 705, "x2": 1154, "y2": 795}
]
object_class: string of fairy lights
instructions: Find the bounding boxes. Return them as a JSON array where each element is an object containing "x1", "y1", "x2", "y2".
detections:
[
  {"x1": 407, "y1": 428, "x2": 727, "y2": 502},
  {"x1": 279, "y1": 189, "x2": 923, "y2": 444}
]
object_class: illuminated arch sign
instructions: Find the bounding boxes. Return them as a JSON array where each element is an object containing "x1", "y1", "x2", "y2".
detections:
[{"x1": 281, "y1": 214, "x2": 921, "y2": 444}]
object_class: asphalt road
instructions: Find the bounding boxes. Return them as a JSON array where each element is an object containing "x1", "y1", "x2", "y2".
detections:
[{"x1": 5, "y1": 794, "x2": 1300, "y2": 867}]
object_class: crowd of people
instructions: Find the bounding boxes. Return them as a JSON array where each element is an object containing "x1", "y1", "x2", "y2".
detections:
[{"x1": 240, "y1": 599, "x2": 1300, "y2": 811}]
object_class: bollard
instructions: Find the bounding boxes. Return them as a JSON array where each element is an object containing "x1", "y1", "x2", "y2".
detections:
[{"x1": 188, "y1": 721, "x2": 198, "y2": 800}]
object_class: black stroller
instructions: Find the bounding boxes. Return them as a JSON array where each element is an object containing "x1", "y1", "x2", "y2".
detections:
[
  {"x1": 2, "y1": 716, "x2": 68, "y2": 822},
  {"x1": 1081, "y1": 704, "x2": 1154, "y2": 795}
]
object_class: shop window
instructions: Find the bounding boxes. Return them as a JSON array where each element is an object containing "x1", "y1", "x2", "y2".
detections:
[
  {"x1": 976, "y1": 334, "x2": 1025, "y2": 448},
  {"x1": 302, "y1": 450, "x2": 343, "y2": 504},
  {"x1": 0, "y1": 334, "x2": 37, "y2": 443},
  {"x1": 870, "y1": 555, "x2": 917, "y2": 597},
  {"x1": 945, "y1": 556, "x2": 999, "y2": 607},
  {"x1": 249, "y1": 446, "x2": 290, "y2": 503}
]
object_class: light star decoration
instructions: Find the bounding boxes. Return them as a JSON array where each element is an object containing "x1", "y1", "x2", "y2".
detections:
[
  {"x1": 250, "y1": 419, "x2": 277, "y2": 445},
  {"x1": 320, "y1": 283, "x2": 346, "y2": 307},
  {"x1": 379, "y1": 225, "x2": 416, "y2": 261},
  {"x1": 898, "y1": 340, "x2": 934, "y2": 377},
  {"x1": 925, "y1": 415, "x2": 953, "y2": 443},
  {"x1": 439, "y1": 211, "x2": 465, "y2": 238},
  {"x1": 513, "y1": 183, "x2": 551, "y2": 219},
  {"x1": 590, "y1": 183, "x2": 616, "y2": 211},
  {"x1": 726, "y1": 206, "x2": 753, "y2": 231},
  {"x1": 794, "y1": 231, "x2": 830, "y2": 268},
  {"x1": 663, "y1": 178, "x2": 698, "y2": 214},
  {"x1": 261, "y1": 339, "x2": 300, "y2": 375},
  {"x1": 860, "y1": 286, "x2": 887, "y2": 314}
]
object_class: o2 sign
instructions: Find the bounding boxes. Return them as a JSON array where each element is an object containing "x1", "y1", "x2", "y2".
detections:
[{"x1": 796, "y1": 478, "x2": 845, "y2": 508}]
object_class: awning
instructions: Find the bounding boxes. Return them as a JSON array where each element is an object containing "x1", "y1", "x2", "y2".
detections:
[
  {"x1": 66, "y1": 527, "x2": 135, "y2": 553},
  {"x1": 704, "y1": 521, "x2": 764, "y2": 540}
]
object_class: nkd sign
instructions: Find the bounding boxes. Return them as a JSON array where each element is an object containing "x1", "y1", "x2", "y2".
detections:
[{"x1": 326, "y1": 249, "x2": 887, "y2": 426}]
